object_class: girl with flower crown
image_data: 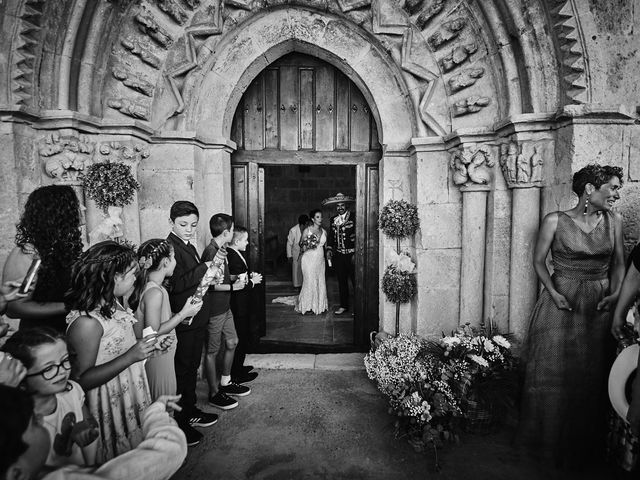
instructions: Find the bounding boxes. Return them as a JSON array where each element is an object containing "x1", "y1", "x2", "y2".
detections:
[
  {"x1": 65, "y1": 241, "x2": 159, "y2": 463},
  {"x1": 128, "y1": 239, "x2": 203, "y2": 401}
]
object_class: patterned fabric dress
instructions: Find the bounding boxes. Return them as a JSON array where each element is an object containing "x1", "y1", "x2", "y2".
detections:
[
  {"x1": 67, "y1": 308, "x2": 151, "y2": 463},
  {"x1": 296, "y1": 229, "x2": 328, "y2": 315},
  {"x1": 518, "y1": 211, "x2": 616, "y2": 468}
]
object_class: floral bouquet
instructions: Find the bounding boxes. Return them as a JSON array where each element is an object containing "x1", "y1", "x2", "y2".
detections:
[
  {"x1": 300, "y1": 233, "x2": 319, "y2": 251},
  {"x1": 381, "y1": 251, "x2": 417, "y2": 304},
  {"x1": 426, "y1": 323, "x2": 517, "y2": 431},
  {"x1": 378, "y1": 200, "x2": 420, "y2": 239},
  {"x1": 83, "y1": 161, "x2": 140, "y2": 212}
]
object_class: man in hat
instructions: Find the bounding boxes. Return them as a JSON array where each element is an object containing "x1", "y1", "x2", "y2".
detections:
[{"x1": 324, "y1": 193, "x2": 356, "y2": 315}]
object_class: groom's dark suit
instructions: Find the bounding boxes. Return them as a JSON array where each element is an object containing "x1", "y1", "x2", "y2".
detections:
[{"x1": 166, "y1": 232, "x2": 211, "y2": 421}]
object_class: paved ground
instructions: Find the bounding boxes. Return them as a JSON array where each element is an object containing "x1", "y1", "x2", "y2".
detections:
[{"x1": 173, "y1": 354, "x2": 620, "y2": 480}]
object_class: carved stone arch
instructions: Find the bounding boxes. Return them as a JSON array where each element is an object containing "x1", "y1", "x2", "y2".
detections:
[{"x1": 171, "y1": 7, "x2": 417, "y2": 149}]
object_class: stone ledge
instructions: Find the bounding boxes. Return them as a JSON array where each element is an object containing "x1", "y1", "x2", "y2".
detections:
[{"x1": 245, "y1": 353, "x2": 366, "y2": 370}]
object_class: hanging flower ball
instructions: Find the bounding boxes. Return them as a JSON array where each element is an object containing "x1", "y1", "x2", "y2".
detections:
[
  {"x1": 382, "y1": 265, "x2": 417, "y2": 304},
  {"x1": 378, "y1": 200, "x2": 420, "y2": 239},
  {"x1": 83, "y1": 161, "x2": 140, "y2": 212}
]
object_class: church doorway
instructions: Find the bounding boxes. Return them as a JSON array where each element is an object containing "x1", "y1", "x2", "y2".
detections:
[{"x1": 230, "y1": 53, "x2": 381, "y2": 352}]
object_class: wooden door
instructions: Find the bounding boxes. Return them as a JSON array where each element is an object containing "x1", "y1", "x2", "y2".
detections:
[
  {"x1": 232, "y1": 162, "x2": 266, "y2": 345},
  {"x1": 355, "y1": 164, "x2": 379, "y2": 345}
]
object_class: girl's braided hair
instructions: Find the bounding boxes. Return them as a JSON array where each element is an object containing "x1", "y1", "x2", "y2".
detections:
[
  {"x1": 64, "y1": 241, "x2": 137, "y2": 318},
  {"x1": 128, "y1": 239, "x2": 173, "y2": 312}
]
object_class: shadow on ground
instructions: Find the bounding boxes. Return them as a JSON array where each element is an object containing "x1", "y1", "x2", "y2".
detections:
[{"x1": 173, "y1": 369, "x2": 617, "y2": 480}]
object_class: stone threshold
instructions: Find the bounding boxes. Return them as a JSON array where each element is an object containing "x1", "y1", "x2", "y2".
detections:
[{"x1": 245, "y1": 353, "x2": 365, "y2": 371}]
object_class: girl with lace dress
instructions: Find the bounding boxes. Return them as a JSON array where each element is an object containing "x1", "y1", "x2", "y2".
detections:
[
  {"x1": 65, "y1": 241, "x2": 161, "y2": 463},
  {"x1": 295, "y1": 209, "x2": 328, "y2": 315},
  {"x1": 128, "y1": 239, "x2": 203, "y2": 401}
]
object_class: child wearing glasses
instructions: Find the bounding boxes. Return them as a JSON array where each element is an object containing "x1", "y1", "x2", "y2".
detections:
[
  {"x1": 1, "y1": 327, "x2": 99, "y2": 468},
  {"x1": 65, "y1": 241, "x2": 161, "y2": 462}
]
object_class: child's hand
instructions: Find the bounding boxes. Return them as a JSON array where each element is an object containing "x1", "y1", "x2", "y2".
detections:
[
  {"x1": 156, "y1": 335, "x2": 175, "y2": 353},
  {"x1": 250, "y1": 272, "x2": 263, "y2": 285},
  {"x1": 71, "y1": 416, "x2": 99, "y2": 447},
  {"x1": 127, "y1": 337, "x2": 157, "y2": 363},
  {"x1": 0, "y1": 352, "x2": 26, "y2": 387},
  {"x1": 232, "y1": 278, "x2": 246, "y2": 290},
  {"x1": 156, "y1": 394, "x2": 183, "y2": 414},
  {"x1": 181, "y1": 296, "x2": 203, "y2": 318}
]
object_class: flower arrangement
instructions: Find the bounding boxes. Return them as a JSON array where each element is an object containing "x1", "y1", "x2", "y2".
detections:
[
  {"x1": 378, "y1": 200, "x2": 420, "y2": 239},
  {"x1": 365, "y1": 334, "x2": 462, "y2": 461},
  {"x1": 300, "y1": 233, "x2": 319, "y2": 251},
  {"x1": 382, "y1": 251, "x2": 417, "y2": 304},
  {"x1": 83, "y1": 161, "x2": 140, "y2": 212},
  {"x1": 365, "y1": 326, "x2": 517, "y2": 464}
]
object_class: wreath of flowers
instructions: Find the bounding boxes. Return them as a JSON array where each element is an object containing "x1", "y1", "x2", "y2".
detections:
[
  {"x1": 83, "y1": 161, "x2": 140, "y2": 212},
  {"x1": 378, "y1": 200, "x2": 420, "y2": 238}
]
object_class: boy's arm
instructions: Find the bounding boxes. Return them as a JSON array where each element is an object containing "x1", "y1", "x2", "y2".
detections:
[{"x1": 166, "y1": 259, "x2": 208, "y2": 295}]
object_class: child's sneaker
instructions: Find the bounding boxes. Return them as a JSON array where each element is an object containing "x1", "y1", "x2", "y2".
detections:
[
  {"x1": 209, "y1": 391, "x2": 238, "y2": 410},
  {"x1": 220, "y1": 382, "x2": 251, "y2": 397}
]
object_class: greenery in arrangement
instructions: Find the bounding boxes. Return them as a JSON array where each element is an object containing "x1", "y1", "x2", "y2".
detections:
[
  {"x1": 365, "y1": 325, "x2": 517, "y2": 467},
  {"x1": 378, "y1": 200, "x2": 420, "y2": 238},
  {"x1": 83, "y1": 161, "x2": 140, "y2": 211},
  {"x1": 382, "y1": 265, "x2": 417, "y2": 303}
]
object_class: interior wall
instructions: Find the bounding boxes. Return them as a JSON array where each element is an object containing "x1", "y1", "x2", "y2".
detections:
[{"x1": 263, "y1": 164, "x2": 356, "y2": 259}]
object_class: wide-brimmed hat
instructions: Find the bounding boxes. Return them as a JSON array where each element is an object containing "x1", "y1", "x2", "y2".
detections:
[
  {"x1": 609, "y1": 343, "x2": 639, "y2": 422},
  {"x1": 322, "y1": 193, "x2": 355, "y2": 206}
]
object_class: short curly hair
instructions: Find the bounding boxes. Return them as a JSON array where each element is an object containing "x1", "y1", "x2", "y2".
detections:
[
  {"x1": 572, "y1": 164, "x2": 624, "y2": 197},
  {"x1": 15, "y1": 185, "x2": 83, "y2": 303}
]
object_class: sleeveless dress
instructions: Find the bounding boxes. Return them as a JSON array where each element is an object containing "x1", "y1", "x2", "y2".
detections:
[
  {"x1": 66, "y1": 307, "x2": 151, "y2": 463},
  {"x1": 135, "y1": 281, "x2": 178, "y2": 401},
  {"x1": 296, "y1": 230, "x2": 328, "y2": 315},
  {"x1": 517, "y1": 211, "x2": 616, "y2": 468}
]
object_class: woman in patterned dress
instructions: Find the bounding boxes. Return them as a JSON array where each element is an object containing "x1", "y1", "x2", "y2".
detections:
[
  {"x1": 65, "y1": 241, "x2": 158, "y2": 463},
  {"x1": 517, "y1": 164, "x2": 625, "y2": 469}
]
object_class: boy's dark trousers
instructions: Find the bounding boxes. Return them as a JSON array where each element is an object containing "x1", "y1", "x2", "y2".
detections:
[{"x1": 230, "y1": 297, "x2": 249, "y2": 377}]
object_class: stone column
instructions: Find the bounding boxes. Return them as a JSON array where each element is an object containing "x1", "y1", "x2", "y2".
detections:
[
  {"x1": 449, "y1": 143, "x2": 495, "y2": 327},
  {"x1": 508, "y1": 185, "x2": 541, "y2": 338},
  {"x1": 459, "y1": 184, "x2": 490, "y2": 325},
  {"x1": 498, "y1": 140, "x2": 544, "y2": 339}
]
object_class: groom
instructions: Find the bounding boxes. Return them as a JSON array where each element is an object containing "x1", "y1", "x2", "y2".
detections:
[{"x1": 323, "y1": 193, "x2": 356, "y2": 315}]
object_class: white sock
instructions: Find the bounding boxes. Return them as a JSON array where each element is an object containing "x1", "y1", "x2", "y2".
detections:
[{"x1": 221, "y1": 375, "x2": 231, "y2": 386}]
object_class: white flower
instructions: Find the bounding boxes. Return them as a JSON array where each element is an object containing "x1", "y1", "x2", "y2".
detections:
[
  {"x1": 492, "y1": 335, "x2": 511, "y2": 349},
  {"x1": 468, "y1": 354, "x2": 489, "y2": 368},
  {"x1": 483, "y1": 339, "x2": 495, "y2": 352},
  {"x1": 442, "y1": 336, "x2": 461, "y2": 346}
]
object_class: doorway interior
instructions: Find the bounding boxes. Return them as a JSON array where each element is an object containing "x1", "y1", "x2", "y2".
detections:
[{"x1": 261, "y1": 164, "x2": 356, "y2": 348}]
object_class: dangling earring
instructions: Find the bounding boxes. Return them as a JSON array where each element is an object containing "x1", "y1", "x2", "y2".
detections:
[{"x1": 583, "y1": 197, "x2": 589, "y2": 215}]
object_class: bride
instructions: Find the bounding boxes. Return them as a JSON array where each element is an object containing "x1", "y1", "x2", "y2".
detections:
[{"x1": 295, "y1": 209, "x2": 328, "y2": 315}]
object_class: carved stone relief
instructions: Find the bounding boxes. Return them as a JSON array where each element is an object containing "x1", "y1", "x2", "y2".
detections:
[
  {"x1": 440, "y1": 42, "x2": 478, "y2": 72},
  {"x1": 107, "y1": 97, "x2": 151, "y2": 120},
  {"x1": 448, "y1": 67, "x2": 484, "y2": 93},
  {"x1": 452, "y1": 96, "x2": 490, "y2": 116},
  {"x1": 449, "y1": 144, "x2": 495, "y2": 186},
  {"x1": 11, "y1": 0, "x2": 46, "y2": 106},
  {"x1": 39, "y1": 133, "x2": 94, "y2": 183},
  {"x1": 112, "y1": 65, "x2": 155, "y2": 96},
  {"x1": 135, "y1": 10, "x2": 173, "y2": 48},
  {"x1": 499, "y1": 142, "x2": 545, "y2": 188},
  {"x1": 427, "y1": 18, "x2": 466, "y2": 50},
  {"x1": 403, "y1": 0, "x2": 445, "y2": 30},
  {"x1": 156, "y1": 0, "x2": 189, "y2": 24},
  {"x1": 120, "y1": 36, "x2": 162, "y2": 69},
  {"x1": 98, "y1": 141, "x2": 150, "y2": 165}
]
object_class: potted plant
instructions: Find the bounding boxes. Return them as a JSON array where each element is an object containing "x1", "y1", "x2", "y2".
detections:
[{"x1": 82, "y1": 161, "x2": 140, "y2": 243}]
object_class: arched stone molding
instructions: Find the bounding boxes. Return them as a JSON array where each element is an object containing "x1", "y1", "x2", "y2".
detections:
[{"x1": 180, "y1": 7, "x2": 416, "y2": 149}]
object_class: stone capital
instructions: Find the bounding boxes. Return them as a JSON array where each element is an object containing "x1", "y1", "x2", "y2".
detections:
[
  {"x1": 498, "y1": 140, "x2": 544, "y2": 189},
  {"x1": 38, "y1": 132, "x2": 95, "y2": 184},
  {"x1": 96, "y1": 141, "x2": 150, "y2": 167},
  {"x1": 448, "y1": 142, "x2": 495, "y2": 189}
]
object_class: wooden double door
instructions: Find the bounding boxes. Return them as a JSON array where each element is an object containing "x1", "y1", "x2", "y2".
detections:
[{"x1": 230, "y1": 53, "x2": 380, "y2": 351}]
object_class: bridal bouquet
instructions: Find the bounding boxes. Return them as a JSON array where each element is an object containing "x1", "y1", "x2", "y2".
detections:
[{"x1": 300, "y1": 233, "x2": 319, "y2": 251}]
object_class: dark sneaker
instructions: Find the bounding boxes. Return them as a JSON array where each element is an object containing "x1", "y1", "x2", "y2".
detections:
[
  {"x1": 232, "y1": 371, "x2": 258, "y2": 384},
  {"x1": 220, "y1": 382, "x2": 251, "y2": 397},
  {"x1": 209, "y1": 391, "x2": 239, "y2": 410},
  {"x1": 189, "y1": 409, "x2": 219, "y2": 427},
  {"x1": 181, "y1": 423, "x2": 203, "y2": 447}
]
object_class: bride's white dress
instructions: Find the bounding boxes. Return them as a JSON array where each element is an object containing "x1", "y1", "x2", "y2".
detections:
[{"x1": 295, "y1": 229, "x2": 328, "y2": 315}]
